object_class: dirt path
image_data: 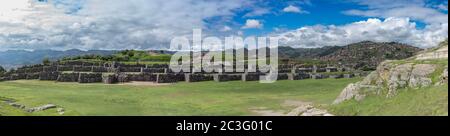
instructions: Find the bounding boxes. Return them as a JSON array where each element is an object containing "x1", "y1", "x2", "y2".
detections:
[{"x1": 250, "y1": 100, "x2": 334, "y2": 116}]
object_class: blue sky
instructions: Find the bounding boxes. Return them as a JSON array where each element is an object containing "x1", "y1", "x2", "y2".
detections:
[
  {"x1": 221, "y1": 0, "x2": 447, "y2": 36},
  {"x1": 0, "y1": 0, "x2": 448, "y2": 50}
]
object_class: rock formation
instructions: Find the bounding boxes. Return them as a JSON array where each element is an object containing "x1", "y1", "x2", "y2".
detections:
[{"x1": 334, "y1": 40, "x2": 449, "y2": 104}]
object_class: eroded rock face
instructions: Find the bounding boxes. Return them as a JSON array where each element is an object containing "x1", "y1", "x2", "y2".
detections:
[
  {"x1": 334, "y1": 43, "x2": 448, "y2": 104},
  {"x1": 437, "y1": 68, "x2": 448, "y2": 86},
  {"x1": 333, "y1": 83, "x2": 366, "y2": 104},
  {"x1": 409, "y1": 64, "x2": 435, "y2": 88},
  {"x1": 386, "y1": 64, "x2": 413, "y2": 97}
]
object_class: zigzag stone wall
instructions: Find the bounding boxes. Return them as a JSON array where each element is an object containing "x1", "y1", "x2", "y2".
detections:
[
  {"x1": 0, "y1": 62, "x2": 360, "y2": 84},
  {"x1": 78, "y1": 73, "x2": 102, "y2": 83}
]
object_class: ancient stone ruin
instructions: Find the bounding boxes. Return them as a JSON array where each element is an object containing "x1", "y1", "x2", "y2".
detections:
[{"x1": 0, "y1": 61, "x2": 365, "y2": 84}]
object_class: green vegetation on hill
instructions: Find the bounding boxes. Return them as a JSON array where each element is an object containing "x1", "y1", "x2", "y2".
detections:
[
  {"x1": 60, "y1": 50, "x2": 172, "y2": 64},
  {"x1": 0, "y1": 66, "x2": 5, "y2": 73},
  {"x1": 0, "y1": 78, "x2": 360, "y2": 116},
  {"x1": 329, "y1": 85, "x2": 448, "y2": 116}
]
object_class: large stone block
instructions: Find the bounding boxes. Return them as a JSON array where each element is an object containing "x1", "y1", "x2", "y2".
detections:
[
  {"x1": 311, "y1": 74, "x2": 326, "y2": 80},
  {"x1": 43, "y1": 66, "x2": 58, "y2": 72},
  {"x1": 214, "y1": 74, "x2": 242, "y2": 82},
  {"x1": 329, "y1": 74, "x2": 344, "y2": 79},
  {"x1": 242, "y1": 73, "x2": 265, "y2": 81},
  {"x1": 102, "y1": 74, "x2": 118, "y2": 84},
  {"x1": 78, "y1": 73, "x2": 102, "y2": 83},
  {"x1": 74, "y1": 66, "x2": 92, "y2": 72},
  {"x1": 142, "y1": 68, "x2": 166, "y2": 73},
  {"x1": 277, "y1": 73, "x2": 289, "y2": 80},
  {"x1": 128, "y1": 73, "x2": 157, "y2": 81},
  {"x1": 26, "y1": 73, "x2": 40, "y2": 79},
  {"x1": 57, "y1": 66, "x2": 74, "y2": 71},
  {"x1": 343, "y1": 74, "x2": 354, "y2": 78},
  {"x1": 39, "y1": 72, "x2": 60, "y2": 81},
  {"x1": 156, "y1": 74, "x2": 184, "y2": 83},
  {"x1": 119, "y1": 67, "x2": 142, "y2": 72},
  {"x1": 185, "y1": 74, "x2": 214, "y2": 82},
  {"x1": 92, "y1": 66, "x2": 108, "y2": 72},
  {"x1": 117, "y1": 74, "x2": 130, "y2": 83},
  {"x1": 57, "y1": 73, "x2": 79, "y2": 82}
]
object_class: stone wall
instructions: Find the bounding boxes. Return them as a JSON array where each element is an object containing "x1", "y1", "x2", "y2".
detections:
[
  {"x1": 57, "y1": 73, "x2": 79, "y2": 82},
  {"x1": 39, "y1": 72, "x2": 60, "y2": 81},
  {"x1": 43, "y1": 66, "x2": 58, "y2": 72},
  {"x1": 214, "y1": 74, "x2": 242, "y2": 82},
  {"x1": 329, "y1": 74, "x2": 343, "y2": 79},
  {"x1": 311, "y1": 74, "x2": 327, "y2": 79},
  {"x1": 128, "y1": 73, "x2": 157, "y2": 82},
  {"x1": 26, "y1": 73, "x2": 40, "y2": 80},
  {"x1": 102, "y1": 74, "x2": 118, "y2": 84},
  {"x1": 277, "y1": 73, "x2": 289, "y2": 80},
  {"x1": 242, "y1": 73, "x2": 265, "y2": 81},
  {"x1": 74, "y1": 66, "x2": 92, "y2": 72},
  {"x1": 156, "y1": 74, "x2": 185, "y2": 83},
  {"x1": 142, "y1": 68, "x2": 166, "y2": 73},
  {"x1": 343, "y1": 74, "x2": 354, "y2": 78},
  {"x1": 78, "y1": 73, "x2": 102, "y2": 83},
  {"x1": 57, "y1": 66, "x2": 74, "y2": 71},
  {"x1": 119, "y1": 67, "x2": 142, "y2": 72},
  {"x1": 27, "y1": 66, "x2": 44, "y2": 73},
  {"x1": 117, "y1": 74, "x2": 130, "y2": 83},
  {"x1": 289, "y1": 73, "x2": 311, "y2": 80},
  {"x1": 185, "y1": 74, "x2": 214, "y2": 82},
  {"x1": 92, "y1": 66, "x2": 108, "y2": 72},
  {"x1": 10, "y1": 73, "x2": 27, "y2": 80}
]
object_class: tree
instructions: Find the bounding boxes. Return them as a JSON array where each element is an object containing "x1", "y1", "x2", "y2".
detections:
[
  {"x1": 0, "y1": 65, "x2": 5, "y2": 73},
  {"x1": 42, "y1": 57, "x2": 51, "y2": 65}
]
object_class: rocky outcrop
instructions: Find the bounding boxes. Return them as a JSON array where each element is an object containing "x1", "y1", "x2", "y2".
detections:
[
  {"x1": 334, "y1": 40, "x2": 448, "y2": 104},
  {"x1": 436, "y1": 68, "x2": 448, "y2": 86},
  {"x1": 26, "y1": 104, "x2": 57, "y2": 112},
  {"x1": 286, "y1": 104, "x2": 334, "y2": 116}
]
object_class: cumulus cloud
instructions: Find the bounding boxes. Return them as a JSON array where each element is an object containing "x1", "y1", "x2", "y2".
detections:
[
  {"x1": 242, "y1": 19, "x2": 263, "y2": 29},
  {"x1": 243, "y1": 7, "x2": 271, "y2": 17},
  {"x1": 344, "y1": 0, "x2": 448, "y2": 24},
  {"x1": 283, "y1": 5, "x2": 308, "y2": 14},
  {"x1": 220, "y1": 26, "x2": 232, "y2": 32},
  {"x1": 0, "y1": 0, "x2": 246, "y2": 51},
  {"x1": 276, "y1": 17, "x2": 448, "y2": 48}
]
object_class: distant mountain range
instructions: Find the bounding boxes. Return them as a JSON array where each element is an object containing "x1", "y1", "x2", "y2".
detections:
[{"x1": 0, "y1": 41, "x2": 423, "y2": 70}]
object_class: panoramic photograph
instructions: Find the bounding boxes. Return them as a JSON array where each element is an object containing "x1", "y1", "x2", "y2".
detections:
[{"x1": 0, "y1": 0, "x2": 448, "y2": 119}]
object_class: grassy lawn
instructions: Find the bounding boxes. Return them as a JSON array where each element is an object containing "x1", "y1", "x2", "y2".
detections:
[
  {"x1": 329, "y1": 84, "x2": 448, "y2": 116},
  {"x1": 0, "y1": 78, "x2": 360, "y2": 116}
]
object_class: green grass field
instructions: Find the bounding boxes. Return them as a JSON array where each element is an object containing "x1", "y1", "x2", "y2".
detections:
[{"x1": 0, "y1": 78, "x2": 360, "y2": 116}]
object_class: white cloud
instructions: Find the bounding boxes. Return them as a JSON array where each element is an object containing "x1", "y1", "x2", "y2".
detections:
[
  {"x1": 243, "y1": 7, "x2": 271, "y2": 17},
  {"x1": 0, "y1": 0, "x2": 246, "y2": 51},
  {"x1": 344, "y1": 0, "x2": 448, "y2": 24},
  {"x1": 220, "y1": 26, "x2": 232, "y2": 32},
  {"x1": 283, "y1": 5, "x2": 308, "y2": 14},
  {"x1": 436, "y1": 4, "x2": 448, "y2": 11},
  {"x1": 276, "y1": 18, "x2": 448, "y2": 48},
  {"x1": 242, "y1": 19, "x2": 263, "y2": 29}
]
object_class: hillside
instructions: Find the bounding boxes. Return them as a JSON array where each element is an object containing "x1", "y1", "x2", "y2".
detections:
[
  {"x1": 0, "y1": 49, "x2": 116, "y2": 69},
  {"x1": 279, "y1": 41, "x2": 422, "y2": 70},
  {"x1": 0, "y1": 41, "x2": 422, "y2": 70},
  {"x1": 320, "y1": 41, "x2": 422, "y2": 70},
  {"x1": 331, "y1": 39, "x2": 448, "y2": 116}
]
